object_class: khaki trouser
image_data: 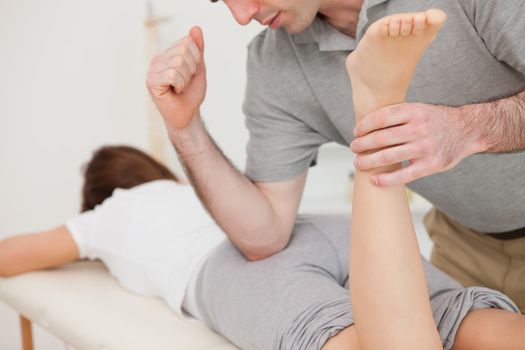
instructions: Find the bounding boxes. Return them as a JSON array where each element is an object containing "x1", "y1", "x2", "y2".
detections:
[{"x1": 425, "y1": 208, "x2": 525, "y2": 313}]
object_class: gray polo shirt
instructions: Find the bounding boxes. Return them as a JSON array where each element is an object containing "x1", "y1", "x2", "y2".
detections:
[{"x1": 242, "y1": 0, "x2": 525, "y2": 233}]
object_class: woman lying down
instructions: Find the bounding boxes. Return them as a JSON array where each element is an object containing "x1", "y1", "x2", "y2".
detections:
[{"x1": 0, "y1": 145, "x2": 523, "y2": 350}]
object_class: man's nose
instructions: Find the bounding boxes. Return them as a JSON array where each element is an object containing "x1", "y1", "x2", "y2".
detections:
[{"x1": 226, "y1": 0, "x2": 259, "y2": 25}]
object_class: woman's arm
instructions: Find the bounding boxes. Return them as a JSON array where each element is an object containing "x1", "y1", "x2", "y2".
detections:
[{"x1": 0, "y1": 226, "x2": 79, "y2": 277}]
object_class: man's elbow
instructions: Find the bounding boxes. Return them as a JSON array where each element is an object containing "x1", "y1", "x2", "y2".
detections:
[
  {"x1": 243, "y1": 251, "x2": 271, "y2": 262},
  {"x1": 241, "y1": 240, "x2": 289, "y2": 262},
  {"x1": 243, "y1": 250, "x2": 277, "y2": 262}
]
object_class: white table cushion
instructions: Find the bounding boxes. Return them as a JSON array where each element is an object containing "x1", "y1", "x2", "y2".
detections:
[{"x1": 0, "y1": 261, "x2": 239, "y2": 350}]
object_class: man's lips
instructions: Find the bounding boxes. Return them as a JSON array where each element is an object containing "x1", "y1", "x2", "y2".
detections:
[{"x1": 263, "y1": 12, "x2": 282, "y2": 29}]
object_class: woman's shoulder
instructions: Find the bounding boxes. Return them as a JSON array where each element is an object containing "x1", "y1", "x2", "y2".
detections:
[
  {"x1": 115, "y1": 179, "x2": 189, "y2": 197},
  {"x1": 131, "y1": 179, "x2": 183, "y2": 190},
  {"x1": 86, "y1": 180, "x2": 197, "y2": 220}
]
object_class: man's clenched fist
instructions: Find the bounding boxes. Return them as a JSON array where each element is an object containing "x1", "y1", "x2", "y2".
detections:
[{"x1": 146, "y1": 26, "x2": 206, "y2": 133}]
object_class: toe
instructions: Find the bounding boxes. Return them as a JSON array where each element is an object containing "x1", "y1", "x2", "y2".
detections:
[
  {"x1": 389, "y1": 17, "x2": 401, "y2": 37},
  {"x1": 400, "y1": 16, "x2": 413, "y2": 36},
  {"x1": 379, "y1": 20, "x2": 390, "y2": 37},
  {"x1": 413, "y1": 13, "x2": 426, "y2": 35},
  {"x1": 425, "y1": 9, "x2": 447, "y2": 26}
]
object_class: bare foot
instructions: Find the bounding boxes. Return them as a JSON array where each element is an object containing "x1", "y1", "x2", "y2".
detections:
[{"x1": 346, "y1": 9, "x2": 447, "y2": 121}]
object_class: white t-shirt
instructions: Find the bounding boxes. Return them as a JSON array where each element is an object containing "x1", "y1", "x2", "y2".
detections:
[{"x1": 66, "y1": 180, "x2": 226, "y2": 319}]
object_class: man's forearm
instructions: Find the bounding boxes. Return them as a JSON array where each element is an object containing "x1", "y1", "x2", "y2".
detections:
[
  {"x1": 144, "y1": 29, "x2": 291, "y2": 258},
  {"x1": 463, "y1": 89, "x2": 525, "y2": 153},
  {"x1": 169, "y1": 115, "x2": 290, "y2": 260}
]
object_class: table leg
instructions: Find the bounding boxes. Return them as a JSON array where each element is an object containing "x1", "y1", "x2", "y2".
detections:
[{"x1": 20, "y1": 315, "x2": 34, "y2": 350}]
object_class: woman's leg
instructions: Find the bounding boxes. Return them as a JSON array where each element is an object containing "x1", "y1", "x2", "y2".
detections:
[
  {"x1": 322, "y1": 246, "x2": 520, "y2": 350},
  {"x1": 346, "y1": 9, "x2": 448, "y2": 350},
  {"x1": 322, "y1": 326, "x2": 360, "y2": 350},
  {"x1": 453, "y1": 308, "x2": 525, "y2": 350},
  {"x1": 322, "y1": 298, "x2": 525, "y2": 350}
]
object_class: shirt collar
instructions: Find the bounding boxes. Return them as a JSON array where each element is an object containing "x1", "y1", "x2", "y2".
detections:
[
  {"x1": 291, "y1": 0, "x2": 389, "y2": 52},
  {"x1": 367, "y1": 0, "x2": 389, "y2": 7}
]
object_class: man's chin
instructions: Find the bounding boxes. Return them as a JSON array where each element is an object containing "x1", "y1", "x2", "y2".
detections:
[
  {"x1": 283, "y1": 27, "x2": 301, "y2": 34},
  {"x1": 282, "y1": 22, "x2": 310, "y2": 34},
  {"x1": 282, "y1": 15, "x2": 318, "y2": 34}
]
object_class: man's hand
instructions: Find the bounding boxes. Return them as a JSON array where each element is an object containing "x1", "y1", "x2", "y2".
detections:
[
  {"x1": 350, "y1": 103, "x2": 485, "y2": 186},
  {"x1": 146, "y1": 26, "x2": 206, "y2": 135}
]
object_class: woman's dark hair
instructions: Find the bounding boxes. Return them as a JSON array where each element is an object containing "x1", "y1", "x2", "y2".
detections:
[{"x1": 81, "y1": 145, "x2": 178, "y2": 212}]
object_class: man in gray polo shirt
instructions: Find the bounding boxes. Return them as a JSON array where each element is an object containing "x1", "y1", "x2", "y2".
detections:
[{"x1": 146, "y1": 0, "x2": 525, "y2": 312}]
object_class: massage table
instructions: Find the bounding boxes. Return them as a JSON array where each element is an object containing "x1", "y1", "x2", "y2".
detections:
[{"x1": 0, "y1": 261, "x2": 239, "y2": 350}]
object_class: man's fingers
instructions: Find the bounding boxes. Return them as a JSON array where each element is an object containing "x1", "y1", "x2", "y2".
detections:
[
  {"x1": 156, "y1": 55, "x2": 194, "y2": 80},
  {"x1": 186, "y1": 40, "x2": 201, "y2": 65},
  {"x1": 161, "y1": 62, "x2": 190, "y2": 91},
  {"x1": 189, "y1": 26, "x2": 205, "y2": 53},
  {"x1": 147, "y1": 27, "x2": 206, "y2": 97},
  {"x1": 351, "y1": 124, "x2": 418, "y2": 153},
  {"x1": 354, "y1": 104, "x2": 410, "y2": 137},
  {"x1": 189, "y1": 26, "x2": 205, "y2": 76},
  {"x1": 166, "y1": 38, "x2": 201, "y2": 66},
  {"x1": 151, "y1": 69, "x2": 186, "y2": 95},
  {"x1": 354, "y1": 144, "x2": 421, "y2": 170},
  {"x1": 147, "y1": 69, "x2": 182, "y2": 96},
  {"x1": 169, "y1": 68, "x2": 187, "y2": 94},
  {"x1": 156, "y1": 36, "x2": 201, "y2": 76},
  {"x1": 182, "y1": 52, "x2": 198, "y2": 74},
  {"x1": 371, "y1": 160, "x2": 434, "y2": 187}
]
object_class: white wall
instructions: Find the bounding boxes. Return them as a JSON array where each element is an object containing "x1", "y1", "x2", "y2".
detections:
[{"x1": 0, "y1": 0, "x2": 262, "y2": 236}]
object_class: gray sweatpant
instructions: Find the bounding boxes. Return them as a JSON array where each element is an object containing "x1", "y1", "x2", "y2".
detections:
[{"x1": 196, "y1": 215, "x2": 519, "y2": 350}]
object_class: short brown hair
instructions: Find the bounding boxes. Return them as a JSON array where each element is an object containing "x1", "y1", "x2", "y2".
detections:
[{"x1": 81, "y1": 145, "x2": 178, "y2": 212}]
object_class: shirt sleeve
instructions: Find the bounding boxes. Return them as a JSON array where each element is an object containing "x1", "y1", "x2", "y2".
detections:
[
  {"x1": 65, "y1": 210, "x2": 98, "y2": 260},
  {"x1": 461, "y1": 0, "x2": 525, "y2": 76},
  {"x1": 243, "y1": 35, "x2": 331, "y2": 183},
  {"x1": 65, "y1": 188, "x2": 136, "y2": 261}
]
